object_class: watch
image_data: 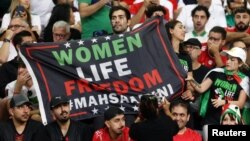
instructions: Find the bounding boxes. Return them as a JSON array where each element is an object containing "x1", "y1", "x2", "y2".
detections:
[{"x1": 3, "y1": 38, "x2": 11, "y2": 43}]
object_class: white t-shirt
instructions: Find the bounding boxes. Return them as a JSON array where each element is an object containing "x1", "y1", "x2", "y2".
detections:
[
  {"x1": 30, "y1": 0, "x2": 54, "y2": 29},
  {"x1": 177, "y1": 4, "x2": 227, "y2": 33},
  {"x1": 184, "y1": 31, "x2": 208, "y2": 44}
]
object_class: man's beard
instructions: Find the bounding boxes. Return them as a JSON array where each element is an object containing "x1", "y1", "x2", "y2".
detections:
[
  {"x1": 114, "y1": 29, "x2": 126, "y2": 34},
  {"x1": 58, "y1": 116, "x2": 69, "y2": 123},
  {"x1": 236, "y1": 22, "x2": 249, "y2": 32},
  {"x1": 58, "y1": 112, "x2": 69, "y2": 123}
]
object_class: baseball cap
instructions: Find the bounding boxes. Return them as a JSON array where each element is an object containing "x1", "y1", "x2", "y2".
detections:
[
  {"x1": 221, "y1": 47, "x2": 246, "y2": 63},
  {"x1": 10, "y1": 94, "x2": 31, "y2": 108},
  {"x1": 50, "y1": 95, "x2": 69, "y2": 109},
  {"x1": 220, "y1": 104, "x2": 242, "y2": 124},
  {"x1": 104, "y1": 107, "x2": 124, "y2": 121},
  {"x1": 183, "y1": 38, "x2": 202, "y2": 48}
]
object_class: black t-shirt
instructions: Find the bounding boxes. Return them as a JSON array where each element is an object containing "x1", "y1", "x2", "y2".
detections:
[
  {"x1": 38, "y1": 119, "x2": 93, "y2": 141},
  {"x1": 176, "y1": 52, "x2": 192, "y2": 73},
  {"x1": 0, "y1": 57, "x2": 18, "y2": 98},
  {"x1": 129, "y1": 111, "x2": 179, "y2": 141},
  {"x1": 0, "y1": 119, "x2": 43, "y2": 141},
  {"x1": 193, "y1": 65, "x2": 210, "y2": 83},
  {"x1": 203, "y1": 70, "x2": 243, "y2": 125}
]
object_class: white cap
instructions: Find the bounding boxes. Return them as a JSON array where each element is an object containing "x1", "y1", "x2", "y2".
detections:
[{"x1": 221, "y1": 47, "x2": 246, "y2": 63}]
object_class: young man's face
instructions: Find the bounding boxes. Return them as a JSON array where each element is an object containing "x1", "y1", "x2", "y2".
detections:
[
  {"x1": 184, "y1": 44, "x2": 201, "y2": 61},
  {"x1": 105, "y1": 114, "x2": 125, "y2": 136},
  {"x1": 235, "y1": 12, "x2": 250, "y2": 32},
  {"x1": 192, "y1": 10, "x2": 208, "y2": 32},
  {"x1": 171, "y1": 105, "x2": 190, "y2": 130},
  {"x1": 52, "y1": 103, "x2": 70, "y2": 123},
  {"x1": 10, "y1": 104, "x2": 31, "y2": 123},
  {"x1": 16, "y1": 35, "x2": 33, "y2": 49},
  {"x1": 207, "y1": 31, "x2": 225, "y2": 49},
  {"x1": 111, "y1": 10, "x2": 130, "y2": 34}
]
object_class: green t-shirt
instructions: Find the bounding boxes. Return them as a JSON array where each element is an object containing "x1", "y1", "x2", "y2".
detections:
[
  {"x1": 79, "y1": 0, "x2": 113, "y2": 39},
  {"x1": 226, "y1": 14, "x2": 235, "y2": 27}
]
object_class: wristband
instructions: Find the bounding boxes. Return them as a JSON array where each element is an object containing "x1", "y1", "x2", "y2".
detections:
[{"x1": 3, "y1": 38, "x2": 10, "y2": 43}]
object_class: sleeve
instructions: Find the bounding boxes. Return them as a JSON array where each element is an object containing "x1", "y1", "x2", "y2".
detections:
[
  {"x1": 1, "y1": 13, "x2": 11, "y2": 30},
  {"x1": 216, "y1": 6, "x2": 227, "y2": 28},
  {"x1": 206, "y1": 70, "x2": 216, "y2": 82},
  {"x1": 129, "y1": 123, "x2": 139, "y2": 140},
  {"x1": 31, "y1": 15, "x2": 42, "y2": 35},
  {"x1": 129, "y1": 3, "x2": 140, "y2": 16},
  {"x1": 78, "y1": 0, "x2": 92, "y2": 4},
  {"x1": 176, "y1": 6, "x2": 187, "y2": 26},
  {"x1": 92, "y1": 131, "x2": 100, "y2": 141},
  {"x1": 192, "y1": 130, "x2": 202, "y2": 141}
]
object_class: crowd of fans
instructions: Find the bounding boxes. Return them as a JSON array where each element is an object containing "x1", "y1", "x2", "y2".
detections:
[{"x1": 0, "y1": 0, "x2": 250, "y2": 141}]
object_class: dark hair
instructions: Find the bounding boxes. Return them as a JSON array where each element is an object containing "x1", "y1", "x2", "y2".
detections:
[
  {"x1": 229, "y1": 39, "x2": 246, "y2": 49},
  {"x1": 165, "y1": 20, "x2": 182, "y2": 41},
  {"x1": 44, "y1": 3, "x2": 71, "y2": 42},
  {"x1": 221, "y1": 112, "x2": 244, "y2": 125},
  {"x1": 11, "y1": 6, "x2": 32, "y2": 28},
  {"x1": 12, "y1": 30, "x2": 32, "y2": 47},
  {"x1": 109, "y1": 6, "x2": 131, "y2": 20},
  {"x1": 139, "y1": 95, "x2": 158, "y2": 120},
  {"x1": 209, "y1": 26, "x2": 227, "y2": 40},
  {"x1": 104, "y1": 106, "x2": 124, "y2": 121},
  {"x1": 49, "y1": 3, "x2": 71, "y2": 25},
  {"x1": 233, "y1": 7, "x2": 250, "y2": 16},
  {"x1": 18, "y1": 59, "x2": 26, "y2": 68},
  {"x1": 191, "y1": 5, "x2": 210, "y2": 19},
  {"x1": 227, "y1": 0, "x2": 247, "y2": 10},
  {"x1": 145, "y1": 5, "x2": 166, "y2": 18},
  {"x1": 170, "y1": 99, "x2": 191, "y2": 115},
  {"x1": 52, "y1": 0, "x2": 59, "y2": 5}
]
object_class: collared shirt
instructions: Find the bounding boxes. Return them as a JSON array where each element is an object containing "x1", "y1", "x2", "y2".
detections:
[{"x1": 93, "y1": 127, "x2": 132, "y2": 141}]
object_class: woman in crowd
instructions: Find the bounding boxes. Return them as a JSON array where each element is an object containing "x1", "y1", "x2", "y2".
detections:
[
  {"x1": 10, "y1": 5, "x2": 39, "y2": 40},
  {"x1": 187, "y1": 47, "x2": 249, "y2": 140},
  {"x1": 220, "y1": 104, "x2": 244, "y2": 125},
  {"x1": 129, "y1": 95, "x2": 179, "y2": 141},
  {"x1": 43, "y1": 3, "x2": 80, "y2": 42},
  {"x1": 1, "y1": 0, "x2": 41, "y2": 35},
  {"x1": 165, "y1": 20, "x2": 194, "y2": 101}
]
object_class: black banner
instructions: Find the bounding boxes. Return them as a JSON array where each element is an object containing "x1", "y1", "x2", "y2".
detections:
[{"x1": 19, "y1": 17, "x2": 187, "y2": 124}]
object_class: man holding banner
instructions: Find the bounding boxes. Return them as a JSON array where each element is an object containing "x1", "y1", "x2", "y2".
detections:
[{"x1": 19, "y1": 17, "x2": 187, "y2": 126}]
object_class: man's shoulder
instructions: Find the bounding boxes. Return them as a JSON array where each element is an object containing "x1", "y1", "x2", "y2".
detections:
[
  {"x1": 186, "y1": 128, "x2": 202, "y2": 139},
  {"x1": 94, "y1": 127, "x2": 108, "y2": 134},
  {"x1": 25, "y1": 119, "x2": 44, "y2": 131},
  {"x1": 0, "y1": 120, "x2": 12, "y2": 128},
  {"x1": 93, "y1": 127, "x2": 109, "y2": 140}
]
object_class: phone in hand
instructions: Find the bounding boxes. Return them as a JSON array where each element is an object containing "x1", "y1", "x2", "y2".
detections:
[{"x1": 15, "y1": 5, "x2": 25, "y2": 17}]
